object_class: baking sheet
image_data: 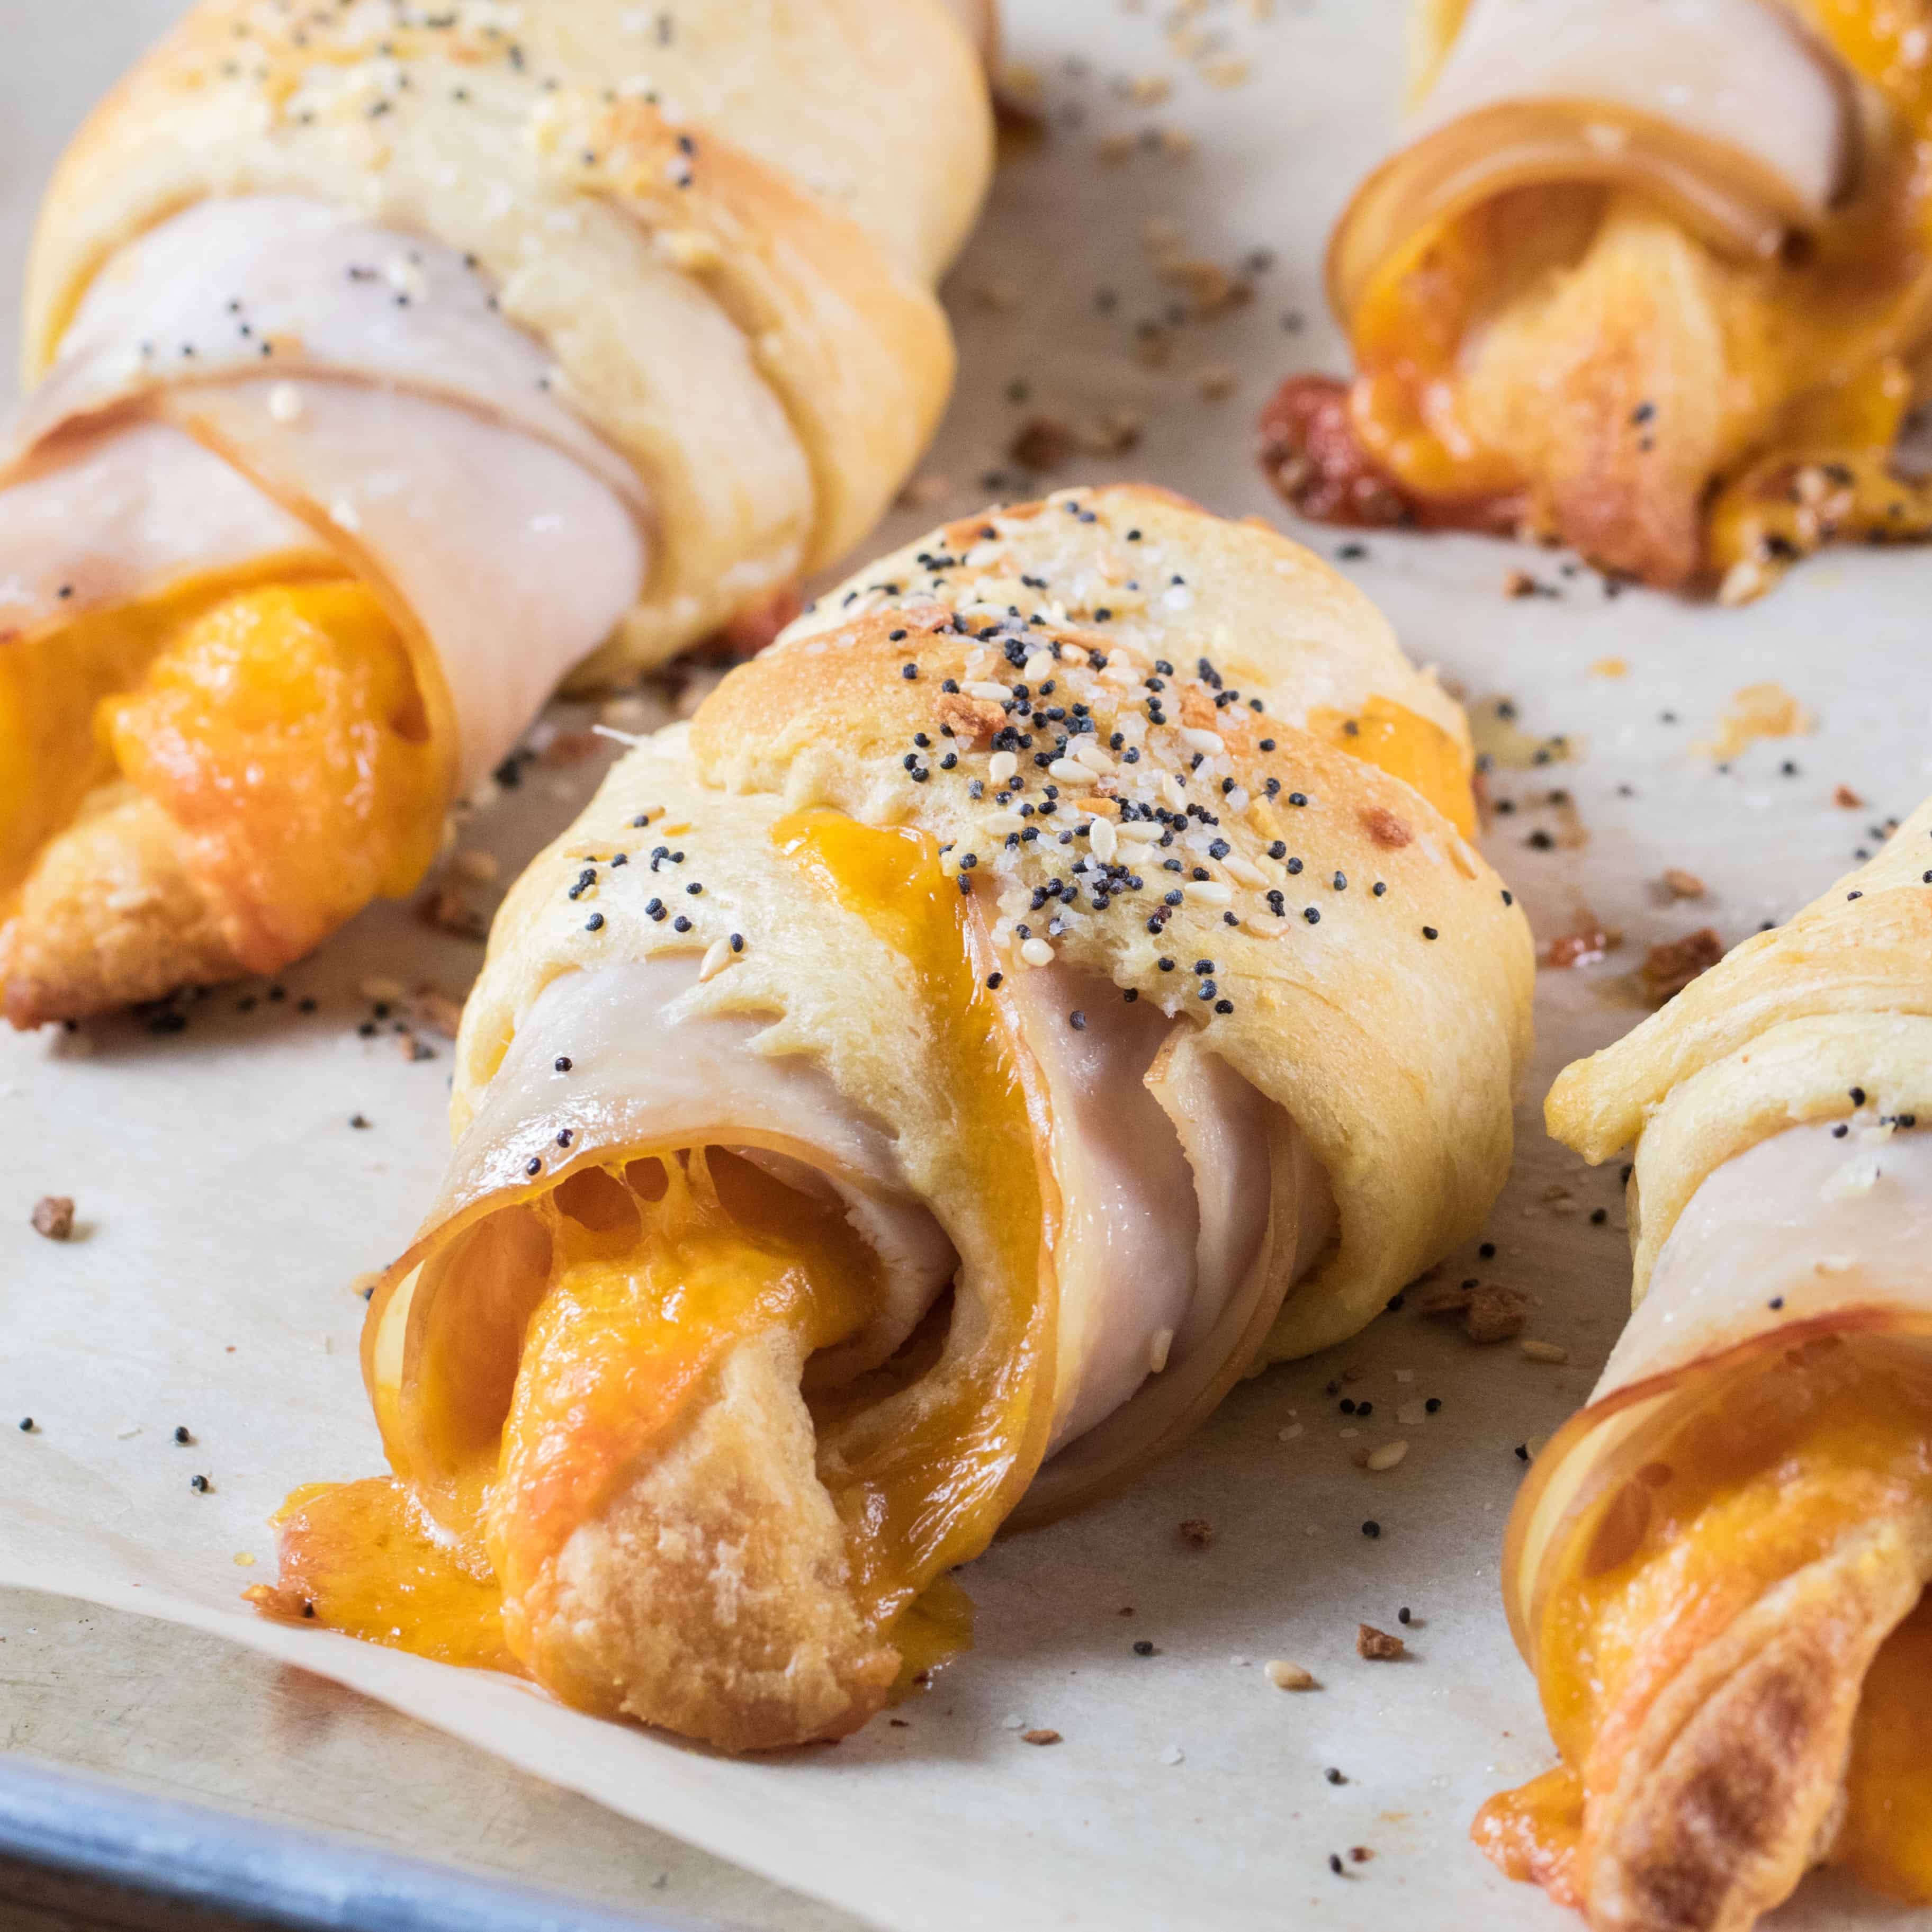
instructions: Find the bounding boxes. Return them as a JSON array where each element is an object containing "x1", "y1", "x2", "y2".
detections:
[{"x1": 3, "y1": 3, "x2": 1929, "y2": 1928}]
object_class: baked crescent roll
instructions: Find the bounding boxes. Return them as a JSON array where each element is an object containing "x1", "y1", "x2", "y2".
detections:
[
  {"x1": 0, "y1": 0, "x2": 991, "y2": 1028},
  {"x1": 1481, "y1": 808, "x2": 1932, "y2": 1927},
  {"x1": 1262, "y1": 0, "x2": 1932, "y2": 598},
  {"x1": 247, "y1": 484, "x2": 1533, "y2": 1751}
]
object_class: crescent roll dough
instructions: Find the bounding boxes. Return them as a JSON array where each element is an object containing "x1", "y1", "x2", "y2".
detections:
[
  {"x1": 248, "y1": 484, "x2": 1533, "y2": 1751},
  {"x1": 0, "y1": 0, "x2": 990, "y2": 1026},
  {"x1": 1262, "y1": 0, "x2": 1932, "y2": 597},
  {"x1": 1482, "y1": 805, "x2": 1932, "y2": 1928}
]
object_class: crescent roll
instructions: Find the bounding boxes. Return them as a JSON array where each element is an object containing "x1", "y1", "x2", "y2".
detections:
[
  {"x1": 248, "y1": 485, "x2": 1533, "y2": 1751},
  {"x1": 1481, "y1": 808, "x2": 1932, "y2": 1927},
  {"x1": 1262, "y1": 0, "x2": 1932, "y2": 597},
  {"x1": 0, "y1": 0, "x2": 992, "y2": 1027}
]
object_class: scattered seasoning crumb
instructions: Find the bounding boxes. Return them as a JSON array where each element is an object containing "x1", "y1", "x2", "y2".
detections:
[
  {"x1": 1021, "y1": 1728, "x2": 1062, "y2": 1746},
  {"x1": 1364, "y1": 1439, "x2": 1408, "y2": 1472},
  {"x1": 348, "y1": 1113, "x2": 371, "y2": 1130},
  {"x1": 1179, "y1": 1517, "x2": 1213, "y2": 1548},
  {"x1": 419, "y1": 885, "x2": 487, "y2": 940},
  {"x1": 1544, "y1": 920, "x2": 1615, "y2": 969},
  {"x1": 1466, "y1": 1283, "x2": 1530, "y2": 1343},
  {"x1": 1520, "y1": 1338, "x2": 1570, "y2": 1364},
  {"x1": 1835, "y1": 784, "x2": 1864, "y2": 809},
  {"x1": 1350, "y1": 1847, "x2": 1374, "y2": 1864},
  {"x1": 17, "y1": 1418, "x2": 33, "y2": 1433},
  {"x1": 1326, "y1": 1766, "x2": 1347, "y2": 1785},
  {"x1": 1503, "y1": 569, "x2": 1538, "y2": 599},
  {"x1": 1397, "y1": 1606, "x2": 1413, "y2": 1625},
  {"x1": 1661, "y1": 868, "x2": 1706, "y2": 901},
  {"x1": 1360, "y1": 806, "x2": 1412, "y2": 849},
  {"x1": 1009, "y1": 416, "x2": 1076, "y2": 472},
  {"x1": 1134, "y1": 1639, "x2": 1156, "y2": 1657},
  {"x1": 412, "y1": 987, "x2": 464, "y2": 1038},
  {"x1": 174, "y1": 1426, "x2": 193, "y2": 1445},
  {"x1": 190, "y1": 1474, "x2": 212, "y2": 1494},
  {"x1": 1421, "y1": 1280, "x2": 1530, "y2": 1343},
  {"x1": 1641, "y1": 928, "x2": 1724, "y2": 1004},
  {"x1": 1361, "y1": 1520, "x2": 1381, "y2": 1539},
  {"x1": 1265, "y1": 1660, "x2": 1316, "y2": 1690},
  {"x1": 1356, "y1": 1623, "x2": 1406, "y2": 1660},
  {"x1": 30, "y1": 1196, "x2": 75, "y2": 1241}
]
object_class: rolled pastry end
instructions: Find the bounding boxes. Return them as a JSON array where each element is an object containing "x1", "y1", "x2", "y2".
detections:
[
  {"x1": 0, "y1": 576, "x2": 445, "y2": 1025},
  {"x1": 518, "y1": 1324, "x2": 900, "y2": 1751},
  {"x1": 1482, "y1": 1119, "x2": 1932, "y2": 1928},
  {"x1": 0, "y1": 785, "x2": 239, "y2": 1028},
  {"x1": 1274, "y1": 0, "x2": 1932, "y2": 595}
]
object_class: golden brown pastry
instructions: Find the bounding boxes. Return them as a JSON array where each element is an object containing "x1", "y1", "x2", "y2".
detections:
[
  {"x1": 1481, "y1": 806, "x2": 1932, "y2": 1927},
  {"x1": 1262, "y1": 0, "x2": 1932, "y2": 598},
  {"x1": 248, "y1": 484, "x2": 1534, "y2": 1750},
  {"x1": 0, "y1": 0, "x2": 991, "y2": 1026}
]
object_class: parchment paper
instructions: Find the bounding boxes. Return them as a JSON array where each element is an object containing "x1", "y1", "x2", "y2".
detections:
[{"x1": 3, "y1": 3, "x2": 1929, "y2": 1928}]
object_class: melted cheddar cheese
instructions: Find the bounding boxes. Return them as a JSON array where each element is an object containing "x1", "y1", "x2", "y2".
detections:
[
  {"x1": 1476, "y1": 1336, "x2": 1932, "y2": 1904},
  {"x1": 1, "y1": 574, "x2": 444, "y2": 958},
  {"x1": 1341, "y1": 0, "x2": 1932, "y2": 591},
  {"x1": 1308, "y1": 696, "x2": 1477, "y2": 837},
  {"x1": 256, "y1": 816, "x2": 1053, "y2": 1720}
]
